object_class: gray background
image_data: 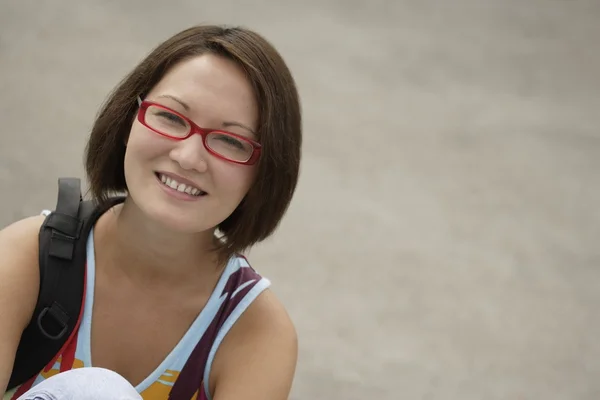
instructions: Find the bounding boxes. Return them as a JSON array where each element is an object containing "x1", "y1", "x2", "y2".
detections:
[{"x1": 1, "y1": 1, "x2": 599, "y2": 399}]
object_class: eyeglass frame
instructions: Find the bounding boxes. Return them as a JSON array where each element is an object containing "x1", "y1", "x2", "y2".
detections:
[{"x1": 135, "y1": 97, "x2": 262, "y2": 165}]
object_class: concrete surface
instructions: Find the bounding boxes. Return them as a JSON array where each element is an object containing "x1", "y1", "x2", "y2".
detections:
[{"x1": 1, "y1": 0, "x2": 599, "y2": 399}]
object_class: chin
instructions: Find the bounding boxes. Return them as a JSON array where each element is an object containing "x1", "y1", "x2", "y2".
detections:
[{"x1": 148, "y1": 202, "x2": 216, "y2": 234}]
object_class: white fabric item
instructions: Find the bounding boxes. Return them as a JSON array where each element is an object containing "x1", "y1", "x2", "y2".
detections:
[{"x1": 16, "y1": 368, "x2": 142, "y2": 400}]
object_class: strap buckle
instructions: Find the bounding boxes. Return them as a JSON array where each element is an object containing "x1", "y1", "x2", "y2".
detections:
[{"x1": 37, "y1": 302, "x2": 69, "y2": 340}]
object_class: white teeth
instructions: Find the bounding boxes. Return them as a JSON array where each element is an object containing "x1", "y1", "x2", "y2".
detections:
[{"x1": 158, "y1": 174, "x2": 203, "y2": 196}]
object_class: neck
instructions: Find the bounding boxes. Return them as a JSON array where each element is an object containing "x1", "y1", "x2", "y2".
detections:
[{"x1": 96, "y1": 197, "x2": 221, "y2": 286}]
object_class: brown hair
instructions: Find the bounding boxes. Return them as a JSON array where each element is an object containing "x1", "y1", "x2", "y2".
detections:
[{"x1": 85, "y1": 25, "x2": 302, "y2": 261}]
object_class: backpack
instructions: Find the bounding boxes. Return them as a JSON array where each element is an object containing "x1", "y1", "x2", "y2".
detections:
[
  {"x1": 8, "y1": 178, "x2": 125, "y2": 390},
  {"x1": 7, "y1": 178, "x2": 263, "y2": 399}
]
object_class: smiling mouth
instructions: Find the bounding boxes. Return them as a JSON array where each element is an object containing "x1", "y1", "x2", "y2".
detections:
[{"x1": 155, "y1": 173, "x2": 207, "y2": 196}]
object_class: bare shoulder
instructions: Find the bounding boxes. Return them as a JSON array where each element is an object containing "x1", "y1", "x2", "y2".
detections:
[
  {"x1": 0, "y1": 215, "x2": 44, "y2": 326},
  {"x1": 0, "y1": 214, "x2": 45, "y2": 239},
  {"x1": 234, "y1": 288, "x2": 297, "y2": 337},
  {"x1": 0, "y1": 215, "x2": 44, "y2": 392},
  {"x1": 210, "y1": 288, "x2": 298, "y2": 400}
]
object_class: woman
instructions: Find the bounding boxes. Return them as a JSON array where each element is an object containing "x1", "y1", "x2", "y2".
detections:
[{"x1": 0, "y1": 24, "x2": 301, "y2": 400}]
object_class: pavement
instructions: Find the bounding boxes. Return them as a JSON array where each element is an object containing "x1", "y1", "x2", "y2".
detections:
[{"x1": 1, "y1": 1, "x2": 599, "y2": 399}]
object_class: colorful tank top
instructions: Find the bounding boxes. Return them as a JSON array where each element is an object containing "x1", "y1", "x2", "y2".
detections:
[{"x1": 5, "y1": 226, "x2": 270, "y2": 400}]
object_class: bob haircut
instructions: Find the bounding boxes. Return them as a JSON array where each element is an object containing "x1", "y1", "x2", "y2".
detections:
[{"x1": 84, "y1": 25, "x2": 302, "y2": 261}]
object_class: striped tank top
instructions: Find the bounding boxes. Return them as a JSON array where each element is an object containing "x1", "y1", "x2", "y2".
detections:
[{"x1": 5, "y1": 225, "x2": 270, "y2": 400}]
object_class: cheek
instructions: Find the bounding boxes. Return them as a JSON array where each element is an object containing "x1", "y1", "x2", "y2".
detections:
[
  {"x1": 126, "y1": 125, "x2": 169, "y2": 162},
  {"x1": 123, "y1": 127, "x2": 173, "y2": 189},
  {"x1": 215, "y1": 164, "x2": 256, "y2": 201}
]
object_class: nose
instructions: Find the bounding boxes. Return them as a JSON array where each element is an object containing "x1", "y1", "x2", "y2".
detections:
[{"x1": 169, "y1": 134, "x2": 209, "y2": 172}]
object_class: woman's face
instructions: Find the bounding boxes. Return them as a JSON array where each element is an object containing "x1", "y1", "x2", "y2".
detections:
[{"x1": 123, "y1": 53, "x2": 259, "y2": 234}]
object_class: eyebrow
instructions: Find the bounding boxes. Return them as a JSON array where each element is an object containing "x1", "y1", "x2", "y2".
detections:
[
  {"x1": 222, "y1": 121, "x2": 257, "y2": 136},
  {"x1": 157, "y1": 94, "x2": 257, "y2": 136},
  {"x1": 158, "y1": 94, "x2": 190, "y2": 111}
]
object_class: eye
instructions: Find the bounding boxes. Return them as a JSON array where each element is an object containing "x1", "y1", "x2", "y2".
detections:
[
  {"x1": 216, "y1": 134, "x2": 245, "y2": 149},
  {"x1": 155, "y1": 110, "x2": 186, "y2": 126}
]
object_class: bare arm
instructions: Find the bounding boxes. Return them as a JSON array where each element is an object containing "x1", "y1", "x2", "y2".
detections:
[
  {"x1": 210, "y1": 289, "x2": 298, "y2": 400},
  {"x1": 0, "y1": 216, "x2": 44, "y2": 394}
]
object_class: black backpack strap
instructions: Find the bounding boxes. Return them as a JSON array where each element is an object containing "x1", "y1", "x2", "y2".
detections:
[
  {"x1": 8, "y1": 178, "x2": 95, "y2": 389},
  {"x1": 36, "y1": 178, "x2": 85, "y2": 340}
]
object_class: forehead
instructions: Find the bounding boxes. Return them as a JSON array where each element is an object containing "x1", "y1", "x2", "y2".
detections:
[{"x1": 148, "y1": 54, "x2": 258, "y2": 131}]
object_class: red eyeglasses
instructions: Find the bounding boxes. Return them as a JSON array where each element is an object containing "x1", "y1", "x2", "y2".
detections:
[{"x1": 136, "y1": 98, "x2": 261, "y2": 165}]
